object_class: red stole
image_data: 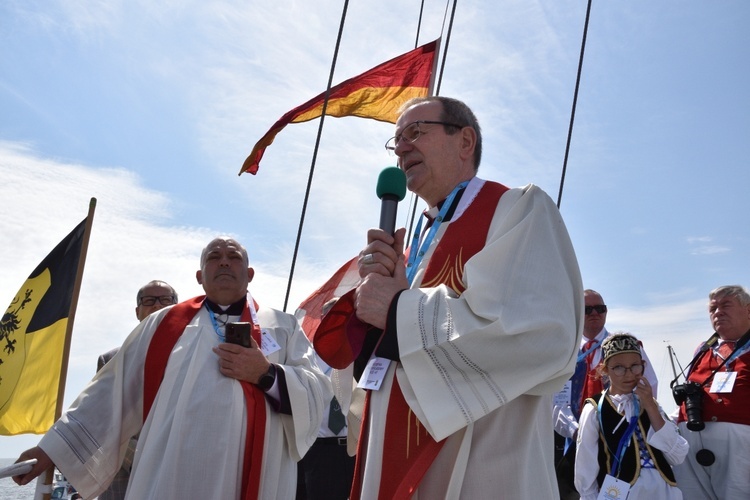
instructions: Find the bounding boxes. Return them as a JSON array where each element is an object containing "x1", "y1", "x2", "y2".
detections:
[
  {"x1": 350, "y1": 181, "x2": 509, "y2": 499},
  {"x1": 143, "y1": 296, "x2": 267, "y2": 500}
]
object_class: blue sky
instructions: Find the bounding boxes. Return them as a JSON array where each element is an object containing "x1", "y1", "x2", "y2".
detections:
[{"x1": 1, "y1": 1, "x2": 748, "y2": 456}]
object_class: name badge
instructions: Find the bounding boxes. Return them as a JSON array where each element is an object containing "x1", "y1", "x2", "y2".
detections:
[
  {"x1": 357, "y1": 357, "x2": 391, "y2": 391},
  {"x1": 710, "y1": 371, "x2": 737, "y2": 393},
  {"x1": 597, "y1": 474, "x2": 631, "y2": 500},
  {"x1": 260, "y1": 329, "x2": 281, "y2": 356},
  {"x1": 554, "y1": 380, "x2": 572, "y2": 406}
]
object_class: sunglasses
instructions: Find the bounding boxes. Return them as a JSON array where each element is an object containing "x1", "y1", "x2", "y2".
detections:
[{"x1": 584, "y1": 304, "x2": 608, "y2": 315}]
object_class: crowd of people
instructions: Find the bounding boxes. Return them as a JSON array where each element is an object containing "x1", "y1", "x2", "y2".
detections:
[{"x1": 11, "y1": 96, "x2": 749, "y2": 499}]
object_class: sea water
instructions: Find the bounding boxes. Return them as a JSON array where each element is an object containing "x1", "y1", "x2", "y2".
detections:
[{"x1": 0, "y1": 459, "x2": 40, "y2": 499}]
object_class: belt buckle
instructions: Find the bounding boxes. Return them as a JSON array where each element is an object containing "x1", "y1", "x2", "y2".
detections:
[{"x1": 337, "y1": 437, "x2": 347, "y2": 446}]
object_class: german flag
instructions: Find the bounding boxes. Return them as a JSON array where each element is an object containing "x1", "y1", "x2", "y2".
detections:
[
  {"x1": 240, "y1": 38, "x2": 440, "y2": 175},
  {"x1": 0, "y1": 219, "x2": 86, "y2": 435}
]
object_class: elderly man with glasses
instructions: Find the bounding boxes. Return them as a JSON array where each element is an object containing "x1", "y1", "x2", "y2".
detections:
[
  {"x1": 553, "y1": 288, "x2": 659, "y2": 499},
  {"x1": 313, "y1": 96, "x2": 583, "y2": 498}
]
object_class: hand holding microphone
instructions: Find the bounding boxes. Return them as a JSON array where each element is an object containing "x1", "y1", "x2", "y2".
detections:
[
  {"x1": 359, "y1": 167, "x2": 407, "y2": 278},
  {"x1": 376, "y1": 166, "x2": 407, "y2": 235},
  {"x1": 354, "y1": 167, "x2": 409, "y2": 328}
]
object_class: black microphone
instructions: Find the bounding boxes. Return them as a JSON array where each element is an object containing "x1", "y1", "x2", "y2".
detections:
[{"x1": 376, "y1": 166, "x2": 407, "y2": 235}]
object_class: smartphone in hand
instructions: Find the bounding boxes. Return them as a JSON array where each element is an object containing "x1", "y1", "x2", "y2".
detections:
[{"x1": 225, "y1": 322, "x2": 252, "y2": 348}]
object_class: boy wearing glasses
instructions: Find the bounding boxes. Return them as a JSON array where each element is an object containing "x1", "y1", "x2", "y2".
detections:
[{"x1": 574, "y1": 333, "x2": 688, "y2": 499}]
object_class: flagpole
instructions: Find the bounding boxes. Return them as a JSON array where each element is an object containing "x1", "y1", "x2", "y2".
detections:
[
  {"x1": 283, "y1": 0, "x2": 350, "y2": 312},
  {"x1": 36, "y1": 198, "x2": 96, "y2": 500}
]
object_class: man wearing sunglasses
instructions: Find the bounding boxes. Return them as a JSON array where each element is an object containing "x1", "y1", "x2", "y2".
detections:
[
  {"x1": 314, "y1": 96, "x2": 583, "y2": 499},
  {"x1": 92, "y1": 280, "x2": 177, "y2": 500},
  {"x1": 554, "y1": 288, "x2": 658, "y2": 499}
]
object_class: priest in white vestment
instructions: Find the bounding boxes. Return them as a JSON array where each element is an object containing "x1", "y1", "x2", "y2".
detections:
[
  {"x1": 314, "y1": 96, "x2": 583, "y2": 499},
  {"x1": 13, "y1": 237, "x2": 330, "y2": 500}
]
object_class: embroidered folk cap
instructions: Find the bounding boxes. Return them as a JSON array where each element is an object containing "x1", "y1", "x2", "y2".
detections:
[{"x1": 601, "y1": 333, "x2": 641, "y2": 363}]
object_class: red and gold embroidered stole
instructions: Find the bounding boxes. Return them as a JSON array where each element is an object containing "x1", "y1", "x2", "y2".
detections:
[{"x1": 351, "y1": 181, "x2": 509, "y2": 499}]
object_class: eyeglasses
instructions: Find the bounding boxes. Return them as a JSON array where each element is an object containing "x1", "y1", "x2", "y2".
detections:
[
  {"x1": 138, "y1": 295, "x2": 176, "y2": 306},
  {"x1": 584, "y1": 304, "x2": 608, "y2": 315},
  {"x1": 384, "y1": 120, "x2": 463, "y2": 156},
  {"x1": 608, "y1": 363, "x2": 644, "y2": 377}
]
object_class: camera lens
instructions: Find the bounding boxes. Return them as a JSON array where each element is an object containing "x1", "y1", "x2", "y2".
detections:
[
  {"x1": 686, "y1": 419, "x2": 705, "y2": 432},
  {"x1": 673, "y1": 382, "x2": 705, "y2": 431}
]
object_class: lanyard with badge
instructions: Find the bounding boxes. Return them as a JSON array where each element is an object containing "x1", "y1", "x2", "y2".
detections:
[
  {"x1": 205, "y1": 298, "x2": 280, "y2": 356},
  {"x1": 709, "y1": 341, "x2": 750, "y2": 393},
  {"x1": 595, "y1": 390, "x2": 640, "y2": 500},
  {"x1": 358, "y1": 182, "x2": 469, "y2": 391}
]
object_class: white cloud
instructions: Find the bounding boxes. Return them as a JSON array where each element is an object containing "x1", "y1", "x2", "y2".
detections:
[
  {"x1": 690, "y1": 246, "x2": 730, "y2": 256},
  {"x1": 3, "y1": 0, "x2": 749, "y2": 459}
]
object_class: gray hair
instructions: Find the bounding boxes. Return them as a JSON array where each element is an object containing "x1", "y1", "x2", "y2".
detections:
[
  {"x1": 400, "y1": 96, "x2": 482, "y2": 170},
  {"x1": 708, "y1": 285, "x2": 750, "y2": 307}
]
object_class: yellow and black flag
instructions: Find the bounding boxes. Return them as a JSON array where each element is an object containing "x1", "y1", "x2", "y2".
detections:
[{"x1": 0, "y1": 218, "x2": 87, "y2": 435}]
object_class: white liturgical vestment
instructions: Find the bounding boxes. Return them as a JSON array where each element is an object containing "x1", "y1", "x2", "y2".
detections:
[
  {"x1": 352, "y1": 178, "x2": 584, "y2": 499},
  {"x1": 39, "y1": 300, "x2": 328, "y2": 499}
]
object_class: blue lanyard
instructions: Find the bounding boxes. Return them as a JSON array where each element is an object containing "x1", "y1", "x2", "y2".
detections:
[
  {"x1": 597, "y1": 390, "x2": 640, "y2": 477},
  {"x1": 406, "y1": 181, "x2": 468, "y2": 284},
  {"x1": 577, "y1": 339, "x2": 602, "y2": 363},
  {"x1": 205, "y1": 304, "x2": 227, "y2": 341},
  {"x1": 723, "y1": 342, "x2": 750, "y2": 369}
]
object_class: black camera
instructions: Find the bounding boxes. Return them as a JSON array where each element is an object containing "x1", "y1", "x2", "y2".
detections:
[{"x1": 672, "y1": 381, "x2": 704, "y2": 431}]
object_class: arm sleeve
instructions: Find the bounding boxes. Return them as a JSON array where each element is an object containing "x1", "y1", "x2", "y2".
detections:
[
  {"x1": 273, "y1": 310, "x2": 332, "y2": 461},
  {"x1": 395, "y1": 185, "x2": 584, "y2": 440},
  {"x1": 553, "y1": 403, "x2": 580, "y2": 439},
  {"x1": 38, "y1": 315, "x2": 158, "y2": 498},
  {"x1": 374, "y1": 290, "x2": 405, "y2": 361},
  {"x1": 646, "y1": 404, "x2": 690, "y2": 465},
  {"x1": 574, "y1": 402, "x2": 601, "y2": 500}
]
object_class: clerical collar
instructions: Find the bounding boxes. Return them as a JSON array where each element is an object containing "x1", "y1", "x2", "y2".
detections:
[
  {"x1": 204, "y1": 297, "x2": 246, "y2": 315},
  {"x1": 425, "y1": 186, "x2": 466, "y2": 224}
]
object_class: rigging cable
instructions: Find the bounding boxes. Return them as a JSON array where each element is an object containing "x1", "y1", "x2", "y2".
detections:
[
  {"x1": 404, "y1": 0, "x2": 457, "y2": 244},
  {"x1": 557, "y1": 0, "x2": 593, "y2": 209},
  {"x1": 282, "y1": 0, "x2": 350, "y2": 311}
]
